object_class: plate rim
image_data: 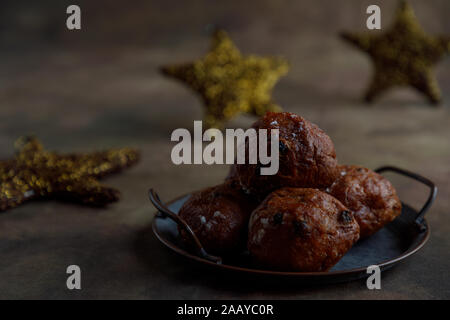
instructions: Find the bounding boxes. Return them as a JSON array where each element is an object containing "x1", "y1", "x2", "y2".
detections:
[{"x1": 151, "y1": 193, "x2": 430, "y2": 278}]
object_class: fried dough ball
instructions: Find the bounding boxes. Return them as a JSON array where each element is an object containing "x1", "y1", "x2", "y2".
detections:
[
  {"x1": 178, "y1": 180, "x2": 258, "y2": 255},
  {"x1": 235, "y1": 112, "x2": 339, "y2": 199},
  {"x1": 248, "y1": 188, "x2": 360, "y2": 272},
  {"x1": 327, "y1": 165, "x2": 402, "y2": 238}
]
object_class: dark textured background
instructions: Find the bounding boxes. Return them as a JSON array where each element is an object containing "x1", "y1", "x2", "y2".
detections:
[{"x1": 0, "y1": 0, "x2": 449, "y2": 299}]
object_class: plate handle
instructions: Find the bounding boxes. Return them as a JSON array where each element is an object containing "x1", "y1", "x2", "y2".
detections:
[
  {"x1": 375, "y1": 166, "x2": 437, "y2": 231},
  {"x1": 148, "y1": 189, "x2": 223, "y2": 264}
]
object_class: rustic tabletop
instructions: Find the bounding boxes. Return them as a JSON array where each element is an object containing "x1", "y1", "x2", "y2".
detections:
[{"x1": 0, "y1": 0, "x2": 449, "y2": 299}]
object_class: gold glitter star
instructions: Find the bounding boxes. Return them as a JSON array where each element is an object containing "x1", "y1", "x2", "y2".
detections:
[
  {"x1": 0, "y1": 136, "x2": 140, "y2": 211},
  {"x1": 341, "y1": 1, "x2": 450, "y2": 104},
  {"x1": 161, "y1": 29, "x2": 289, "y2": 128}
]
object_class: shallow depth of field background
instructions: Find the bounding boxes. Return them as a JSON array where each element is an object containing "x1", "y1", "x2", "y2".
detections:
[{"x1": 0, "y1": 0, "x2": 449, "y2": 299}]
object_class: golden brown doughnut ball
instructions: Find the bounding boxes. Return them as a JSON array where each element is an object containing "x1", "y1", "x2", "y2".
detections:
[
  {"x1": 248, "y1": 188, "x2": 360, "y2": 272},
  {"x1": 327, "y1": 165, "x2": 402, "y2": 238},
  {"x1": 235, "y1": 112, "x2": 339, "y2": 199},
  {"x1": 178, "y1": 181, "x2": 258, "y2": 255}
]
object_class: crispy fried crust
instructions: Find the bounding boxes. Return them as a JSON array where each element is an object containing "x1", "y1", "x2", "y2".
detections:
[
  {"x1": 235, "y1": 112, "x2": 339, "y2": 199},
  {"x1": 178, "y1": 180, "x2": 258, "y2": 255},
  {"x1": 248, "y1": 188, "x2": 360, "y2": 272},
  {"x1": 328, "y1": 165, "x2": 402, "y2": 238}
]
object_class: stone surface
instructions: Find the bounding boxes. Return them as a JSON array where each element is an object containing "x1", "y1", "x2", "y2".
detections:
[{"x1": 0, "y1": 0, "x2": 449, "y2": 299}]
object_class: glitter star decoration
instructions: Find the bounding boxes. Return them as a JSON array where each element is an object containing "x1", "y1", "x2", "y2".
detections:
[
  {"x1": 0, "y1": 137, "x2": 140, "y2": 211},
  {"x1": 341, "y1": 0, "x2": 450, "y2": 104},
  {"x1": 161, "y1": 29, "x2": 289, "y2": 128}
]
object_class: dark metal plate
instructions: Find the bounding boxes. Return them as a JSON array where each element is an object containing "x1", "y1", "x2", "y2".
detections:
[
  {"x1": 150, "y1": 166, "x2": 436, "y2": 283},
  {"x1": 152, "y1": 196, "x2": 429, "y2": 283}
]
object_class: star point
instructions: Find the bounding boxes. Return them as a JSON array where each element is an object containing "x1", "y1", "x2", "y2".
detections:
[
  {"x1": 161, "y1": 29, "x2": 289, "y2": 128},
  {"x1": 0, "y1": 137, "x2": 140, "y2": 211},
  {"x1": 341, "y1": 0, "x2": 450, "y2": 104}
]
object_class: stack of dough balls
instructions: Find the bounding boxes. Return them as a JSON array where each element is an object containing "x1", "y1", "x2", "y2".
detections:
[{"x1": 178, "y1": 112, "x2": 402, "y2": 271}]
